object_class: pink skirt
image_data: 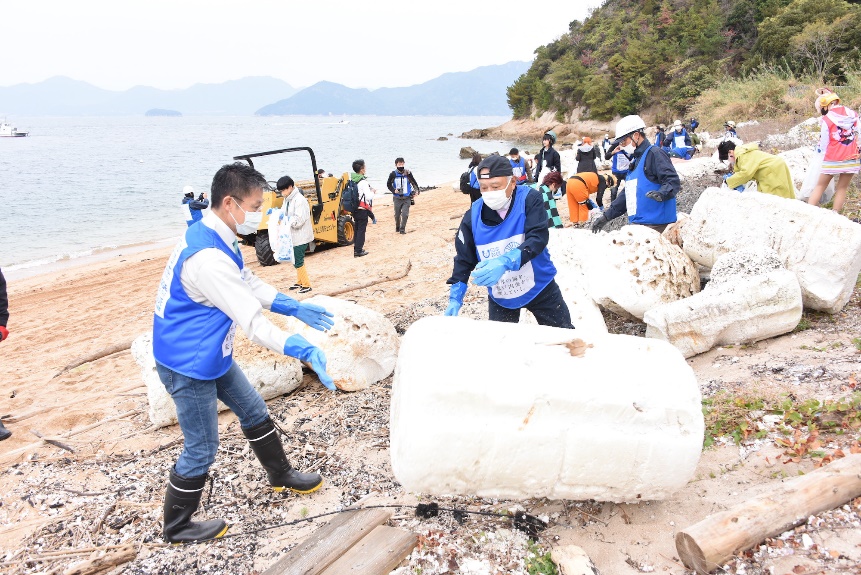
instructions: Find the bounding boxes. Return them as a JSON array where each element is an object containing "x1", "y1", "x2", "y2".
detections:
[{"x1": 821, "y1": 158, "x2": 861, "y2": 174}]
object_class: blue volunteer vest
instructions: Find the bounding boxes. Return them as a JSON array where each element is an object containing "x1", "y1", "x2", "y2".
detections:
[
  {"x1": 672, "y1": 129, "x2": 689, "y2": 150},
  {"x1": 153, "y1": 223, "x2": 243, "y2": 379},
  {"x1": 510, "y1": 157, "x2": 527, "y2": 182},
  {"x1": 392, "y1": 172, "x2": 412, "y2": 197},
  {"x1": 625, "y1": 146, "x2": 677, "y2": 226},
  {"x1": 611, "y1": 151, "x2": 630, "y2": 175},
  {"x1": 471, "y1": 186, "x2": 556, "y2": 309}
]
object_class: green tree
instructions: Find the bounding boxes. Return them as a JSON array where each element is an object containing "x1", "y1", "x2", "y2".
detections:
[{"x1": 792, "y1": 16, "x2": 855, "y2": 80}]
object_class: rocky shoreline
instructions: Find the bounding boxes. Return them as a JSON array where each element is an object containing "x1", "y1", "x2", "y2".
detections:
[{"x1": 460, "y1": 111, "x2": 616, "y2": 145}]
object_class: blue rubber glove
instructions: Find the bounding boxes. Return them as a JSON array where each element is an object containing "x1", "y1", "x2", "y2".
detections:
[
  {"x1": 470, "y1": 249, "x2": 521, "y2": 287},
  {"x1": 444, "y1": 282, "x2": 467, "y2": 316},
  {"x1": 284, "y1": 334, "x2": 335, "y2": 390},
  {"x1": 645, "y1": 190, "x2": 664, "y2": 202},
  {"x1": 271, "y1": 293, "x2": 335, "y2": 332}
]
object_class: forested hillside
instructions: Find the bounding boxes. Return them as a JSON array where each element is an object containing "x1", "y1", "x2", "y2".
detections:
[{"x1": 508, "y1": 0, "x2": 861, "y2": 121}]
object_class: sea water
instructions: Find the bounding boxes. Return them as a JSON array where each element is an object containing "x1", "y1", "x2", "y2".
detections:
[{"x1": 0, "y1": 115, "x2": 514, "y2": 271}]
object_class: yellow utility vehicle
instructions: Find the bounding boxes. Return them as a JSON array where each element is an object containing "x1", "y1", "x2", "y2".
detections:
[{"x1": 233, "y1": 147, "x2": 355, "y2": 266}]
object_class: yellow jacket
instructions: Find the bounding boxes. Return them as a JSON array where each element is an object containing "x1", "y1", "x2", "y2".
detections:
[{"x1": 725, "y1": 143, "x2": 795, "y2": 199}]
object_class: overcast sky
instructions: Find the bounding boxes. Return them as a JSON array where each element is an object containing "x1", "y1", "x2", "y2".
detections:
[{"x1": 2, "y1": 0, "x2": 603, "y2": 91}]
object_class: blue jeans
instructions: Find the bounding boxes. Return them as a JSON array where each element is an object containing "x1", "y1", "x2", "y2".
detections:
[{"x1": 156, "y1": 361, "x2": 269, "y2": 477}]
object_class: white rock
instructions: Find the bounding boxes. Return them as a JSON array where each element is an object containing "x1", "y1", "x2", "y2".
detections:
[
  {"x1": 390, "y1": 316, "x2": 704, "y2": 502},
  {"x1": 662, "y1": 212, "x2": 689, "y2": 248},
  {"x1": 551, "y1": 545, "x2": 602, "y2": 575},
  {"x1": 131, "y1": 332, "x2": 302, "y2": 428},
  {"x1": 671, "y1": 155, "x2": 723, "y2": 180},
  {"x1": 281, "y1": 295, "x2": 399, "y2": 391},
  {"x1": 681, "y1": 187, "x2": 861, "y2": 313},
  {"x1": 586, "y1": 226, "x2": 700, "y2": 320},
  {"x1": 644, "y1": 248, "x2": 803, "y2": 358},
  {"x1": 521, "y1": 228, "x2": 607, "y2": 333}
]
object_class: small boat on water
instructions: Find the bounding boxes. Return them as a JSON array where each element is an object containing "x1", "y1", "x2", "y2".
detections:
[{"x1": 1, "y1": 120, "x2": 29, "y2": 137}]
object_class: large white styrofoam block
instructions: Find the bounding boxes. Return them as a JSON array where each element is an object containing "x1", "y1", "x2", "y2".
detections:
[
  {"x1": 644, "y1": 249, "x2": 803, "y2": 358},
  {"x1": 520, "y1": 228, "x2": 608, "y2": 333},
  {"x1": 131, "y1": 333, "x2": 302, "y2": 428},
  {"x1": 681, "y1": 187, "x2": 861, "y2": 313},
  {"x1": 282, "y1": 295, "x2": 399, "y2": 391},
  {"x1": 390, "y1": 316, "x2": 704, "y2": 502},
  {"x1": 585, "y1": 226, "x2": 700, "y2": 320}
]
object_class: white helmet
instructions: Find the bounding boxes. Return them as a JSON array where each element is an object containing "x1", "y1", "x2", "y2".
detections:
[
  {"x1": 614, "y1": 115, "x2": 646, "y2": 142},
  {"x1": 725, "y1": 120, "x2": 736, "y2": 128},
  {"x1": 182, "y1": 185, "x2": 195, "y2": 195}
]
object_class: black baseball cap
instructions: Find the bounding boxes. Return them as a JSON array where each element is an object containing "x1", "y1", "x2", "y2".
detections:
[{"x1": 476, "y1": 154, "x2": 514, "y2": 179}]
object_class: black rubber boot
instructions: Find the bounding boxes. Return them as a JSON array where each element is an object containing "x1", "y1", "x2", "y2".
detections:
[
  {"x1": 242, "y1": 418, "x2": 323, "y2": 494},
  {"x1": 0, "y1": 420, "x2": 10, "y2": 441},
  {"x1": 163, "y1": 469, "x2": 228, "y2": 544}
]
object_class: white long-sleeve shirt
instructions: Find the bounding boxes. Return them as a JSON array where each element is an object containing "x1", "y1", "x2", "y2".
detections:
[{"x1": 179, "y1": 212, "x2": 289, "y2": 354}]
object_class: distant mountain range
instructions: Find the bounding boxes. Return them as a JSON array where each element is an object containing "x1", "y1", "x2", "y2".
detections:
[
  {"x1": 0, "y1": 76, "x2": 297, "y2": 116},
  {"x1": 0, "y1": 61, "x2": 530, "y2": 116},
  {"x1": 256, "y1": 61, "x2": 531, "y2": 116}
]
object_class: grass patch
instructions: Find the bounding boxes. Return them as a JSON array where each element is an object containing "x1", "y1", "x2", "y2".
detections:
[
  {"x1": 794, "y1": 317, "x2": 812, "y2": 332},
  {"x1": 702, "y1": 390, "x2": 861, "y2": 454},
  {"x1": 691, "y1": 68, "x2": 861, "y2": 133},
  {"x1": 702, "y1": 392, "x2": 769, "y2": 447},
  {"x1": 526, "y1": 540, "x2": 558, "y2": 575},
  {"x1": 852, "y1": 338, "x2": 861, "y2": 352}
]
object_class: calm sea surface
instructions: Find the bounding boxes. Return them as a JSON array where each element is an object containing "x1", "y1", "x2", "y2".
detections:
[{"x1": 0, "y1": 115, "x2": 513, "y2": 270}]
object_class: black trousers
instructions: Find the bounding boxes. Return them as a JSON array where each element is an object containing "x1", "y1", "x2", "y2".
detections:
[
  {"x1": 353, "y1": 209, "x2": 369, "y2": 253},
  {"x1": 488, "y1": 279, "x2": 574, "y2": 329}
]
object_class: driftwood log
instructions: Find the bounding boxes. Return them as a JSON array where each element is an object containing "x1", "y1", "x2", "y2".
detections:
[
  {"x1": 1, "y1": 410, "x2": 140, "y2": 463},
  {"x1": 321, "y1": 261, "x2": 411, "y2": 298},
  {"x1": 30, "y1": 430, "x2": 76, "y2": 453},
  {"x1": 52, "y1": 339, "x2": 135, "y2": 379},
  {"x1": 61, "y1": 544, "x2": 137, "y2": 575},
  {"x1": 676, "y1": 454, "x2": 861, "y2": 574}
]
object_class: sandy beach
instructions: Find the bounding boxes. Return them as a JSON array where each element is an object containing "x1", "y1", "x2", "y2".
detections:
[{"x1": 2, "y1": 183, "x2": 861, "y2": 574}]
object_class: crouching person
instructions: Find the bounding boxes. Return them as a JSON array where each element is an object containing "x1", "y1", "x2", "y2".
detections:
[
  {"x1": 153, "y1": 162, "x2": 337, "y2": 543},
  {"x1": 444, "y1": 155, "x2": 574, "y2": 328}
]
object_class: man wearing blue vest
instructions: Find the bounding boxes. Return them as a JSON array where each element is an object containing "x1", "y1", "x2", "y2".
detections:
[
  {"x1": 386, "y1": 157, "x2": 420, "y2": 234},
  {"x1": 444, "y1": 155, "x2": 573, "y2": 328},
  {"x1": 509, "y1": 148, "x2": 529, "y2": 184},
  {"x1": 668, "y1": 119, "x2": 696, "y2": 160},
  {"x1": 152, "y1": 162, "x2": 337, "y2": 543},
  {"x1": 592, "y1": 115, "x2": 680, "y2": 234}
]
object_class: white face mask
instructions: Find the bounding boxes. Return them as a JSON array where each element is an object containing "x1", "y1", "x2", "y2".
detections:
[
  {"x1": 481, "y1": 178, "x2": 512, "y2": 210},
  {"x1": 229, "y1": 197, "x2": 263, "y2": 235},
  {"x1": 622, "y1": 137, "x2": 636, "y2": 155}
]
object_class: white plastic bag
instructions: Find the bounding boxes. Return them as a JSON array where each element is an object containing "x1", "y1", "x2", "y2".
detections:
[
  {"x1": 267, "y1": 208, "x2": 294, "y2": 263},
  {"x1": 798, "y1": 148, "x2": 835, "y2": 204}
]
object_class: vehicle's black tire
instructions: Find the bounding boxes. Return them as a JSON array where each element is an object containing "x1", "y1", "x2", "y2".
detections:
[
  {"x1": 255, "y1": 232, "x2": 279, "y2": 266},
  {"x1": 337, "y1": 215, "x2": 355, "y2": 246},
  {"x1": 238, "y1": 232, "x2": 257, "y2": 246}
]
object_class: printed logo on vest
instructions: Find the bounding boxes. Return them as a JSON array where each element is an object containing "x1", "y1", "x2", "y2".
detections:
[{"x1": 222, "y1": 323, "x2": 237, "y2": 358}]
